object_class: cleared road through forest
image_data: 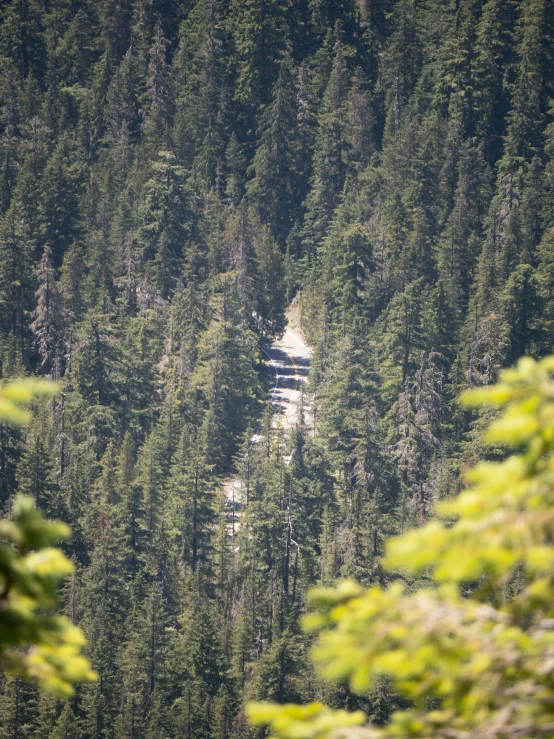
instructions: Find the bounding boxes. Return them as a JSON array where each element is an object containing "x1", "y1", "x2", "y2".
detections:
[
  {"x1": 223, "y1": 323, "x2": 311, "y2": 522},
  {"x1": 258, "y1": 324, "x2": 312, "y2": 437}
]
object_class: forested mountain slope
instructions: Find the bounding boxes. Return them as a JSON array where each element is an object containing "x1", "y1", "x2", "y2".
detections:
[{"x1": 0, "y1": 0, "x2": 553, "y2": 735}]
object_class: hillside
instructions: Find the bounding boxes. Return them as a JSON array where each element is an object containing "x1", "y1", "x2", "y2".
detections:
[{"x1": 0, "y1": 0, "x2": 553, "y2": 736}]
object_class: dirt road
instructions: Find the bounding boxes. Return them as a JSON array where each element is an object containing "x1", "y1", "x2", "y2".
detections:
[
  {"x1": 259, "y1": 324, "x2": 311, "y2": 436},
  {"x1": 223, "y1": 323, "x2": 311, "y2": 526}
]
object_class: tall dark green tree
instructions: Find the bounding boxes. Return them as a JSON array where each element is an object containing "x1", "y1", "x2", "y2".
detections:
[{"x1": 247, "y1": 55, "x2": 300, "y2": 244}]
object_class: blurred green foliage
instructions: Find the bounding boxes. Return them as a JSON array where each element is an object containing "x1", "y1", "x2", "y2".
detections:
[
  {"x1": 247, "y1": 356, "x2": 554, "y2": 738},
  {"x1": 0, "y1": 380, "x2": 96, "y2": 697},
  {"x1": 0, "y1": 379, "x2": 57, "y2": 427}
]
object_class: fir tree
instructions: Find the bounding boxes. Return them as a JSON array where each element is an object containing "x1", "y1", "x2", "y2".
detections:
[{"x1": 247, "y1": 54, "x2": 300, "y2": 244}]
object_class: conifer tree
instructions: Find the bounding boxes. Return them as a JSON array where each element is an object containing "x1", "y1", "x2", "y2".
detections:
[
  {"x1": 472, "y1": 0, "x2": 518, "y2": 161},
  {"x1": 229, "y1": 0, "x2": 289, "y2": 131},
  {"x1": 72, "y1": 315, "x2": 121, "y2": 409},
  {"x1": 253, "y1": 226, "x2": 287, "y2": 336},
  {"x1": 0, "y1": 203, "x2": 32, "y2": 338},
  {"x1": 500, "y1": 262, "x2": 541, "y2": 362},
  {"x1": 380, "y1": 0, "x2": 421, "y2": 137},
  {"x1": 247, "y1": 54, "x2": 299, "y2": 244},
  {"x1": 38, "y1": 137, "x2": 82, "y2": 267},
  {"x1": 437, "y1": 142, "x2": 492, "y2": 327},
  {"x1": 225, "y1": 133, "x2": 247, "y2": 208},
  {"x1": 17, "y1": 423, "x2": 59, "y2": 514},
  {"x1": 136, "y1": 151, "x2": 196, "y2": 297},
  {"x1": 346, "y1": 67, "x2": 374, "y2": 172},
  {"x1": 302, "y1": 34, "x2": 349, "y2": 255},
  {"x1": 143, "y1": 24, "x2": 173, "y2": 151}
]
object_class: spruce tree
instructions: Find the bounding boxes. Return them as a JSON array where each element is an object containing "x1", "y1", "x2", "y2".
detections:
[{"x1": 247, "y1": 54, "x2": 300, "y2": 244}]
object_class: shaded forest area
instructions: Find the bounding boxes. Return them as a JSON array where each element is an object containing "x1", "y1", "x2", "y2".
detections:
[{"x1": 0, "y1": 0, "x2": 553, "y2": 736}]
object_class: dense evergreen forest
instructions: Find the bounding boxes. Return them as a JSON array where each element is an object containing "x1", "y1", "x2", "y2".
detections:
[{"x1": 0, "y1": 0, "x2": 553, "y2": 735}]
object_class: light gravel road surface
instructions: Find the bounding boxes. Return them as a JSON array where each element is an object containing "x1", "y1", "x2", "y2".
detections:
[{"x1": 223, "y1": 324, "x2": 311, "y2": 527}]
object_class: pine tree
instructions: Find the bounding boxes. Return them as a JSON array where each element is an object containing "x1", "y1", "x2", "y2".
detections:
[
  {"x1": 376, "y1": 279, "x2": 428, "y2": 401},
  {"x1": 191, "y1": 278, "x2": 259, "y2": 470},
  {"x1": 38, "y1": 136, "x2": 83, "y2": 267},
  {"x1": 346, "y1": 67, "x2": 374, "y2": 172},
  {"x1": 535, "y1": 225, "x2": 554, "y2": 347},
  {"x1": 432, "y1": 0, "x2": 480, "y2": 137},
  {"x1": 80, "y1": 476, "x2": 131, "y2": 734},
  {"x1": 500, "y1": 262, "x2": 541, "y2": 362},
  {"x1": 104, "y1": 48, "x2": 144, "y2": 149},
  {"x1": 0, "y1": 203, "x2": 33, "y2": 339},
  {"x1": 59, "y1": 242, "x2": 86, "y2": 324},
  {"x1": 50, "y1": 703, "x2": 80, "y2": 739},
  {"x1": 72, "y1": 315, "x2": 121, "y2": 409},
  {"x1": 247, "y1": 54, "x2": 300, "y2": 244},
  {"x1": 380, "y1": 0, "x2": 421, "y2": 138},
  {"x1": 173, "y1": 0, "x2": 226, "y2": 174},
  {"x1": 302, "y1": 34, "x2": 349, "y2": 255},
  {"x1": 253, "y1": 226, "x2": 287, "y2": 336},
  {"x1": 136, "y1": 151, "x2": 196, "y2": 297},
  {"x1": 143, "y1": 24, "x2": 174, "y2": 152},
  {"x1": 17, "y1": 422, "x2": 59, "y2": 514},
  {"x1": 437, "y1": 142, "x2": 492, "y2": 327},
  {"x1": 229, "y1": 0, "x2": 289, "y2": 131},
  {"x1": 501, "y1": 0, "x2": 547, "y2": 172},
  {"x1": 0, "y1": 0, "x2": 46, "y2": 80},
  {"x1": 472, "y1": 0, "x2": 518, "y2": 162},
  {"x1": 225, "y1": 133, "x2": 247, "y2": 208},
  {"x1": 134, "y1": 430, "x2": 168, "y2": 562}
]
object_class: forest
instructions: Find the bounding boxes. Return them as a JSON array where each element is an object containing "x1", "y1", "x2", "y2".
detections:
[{"x1": 0, "y1": 0, "x2": 553, "y2": 736}]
